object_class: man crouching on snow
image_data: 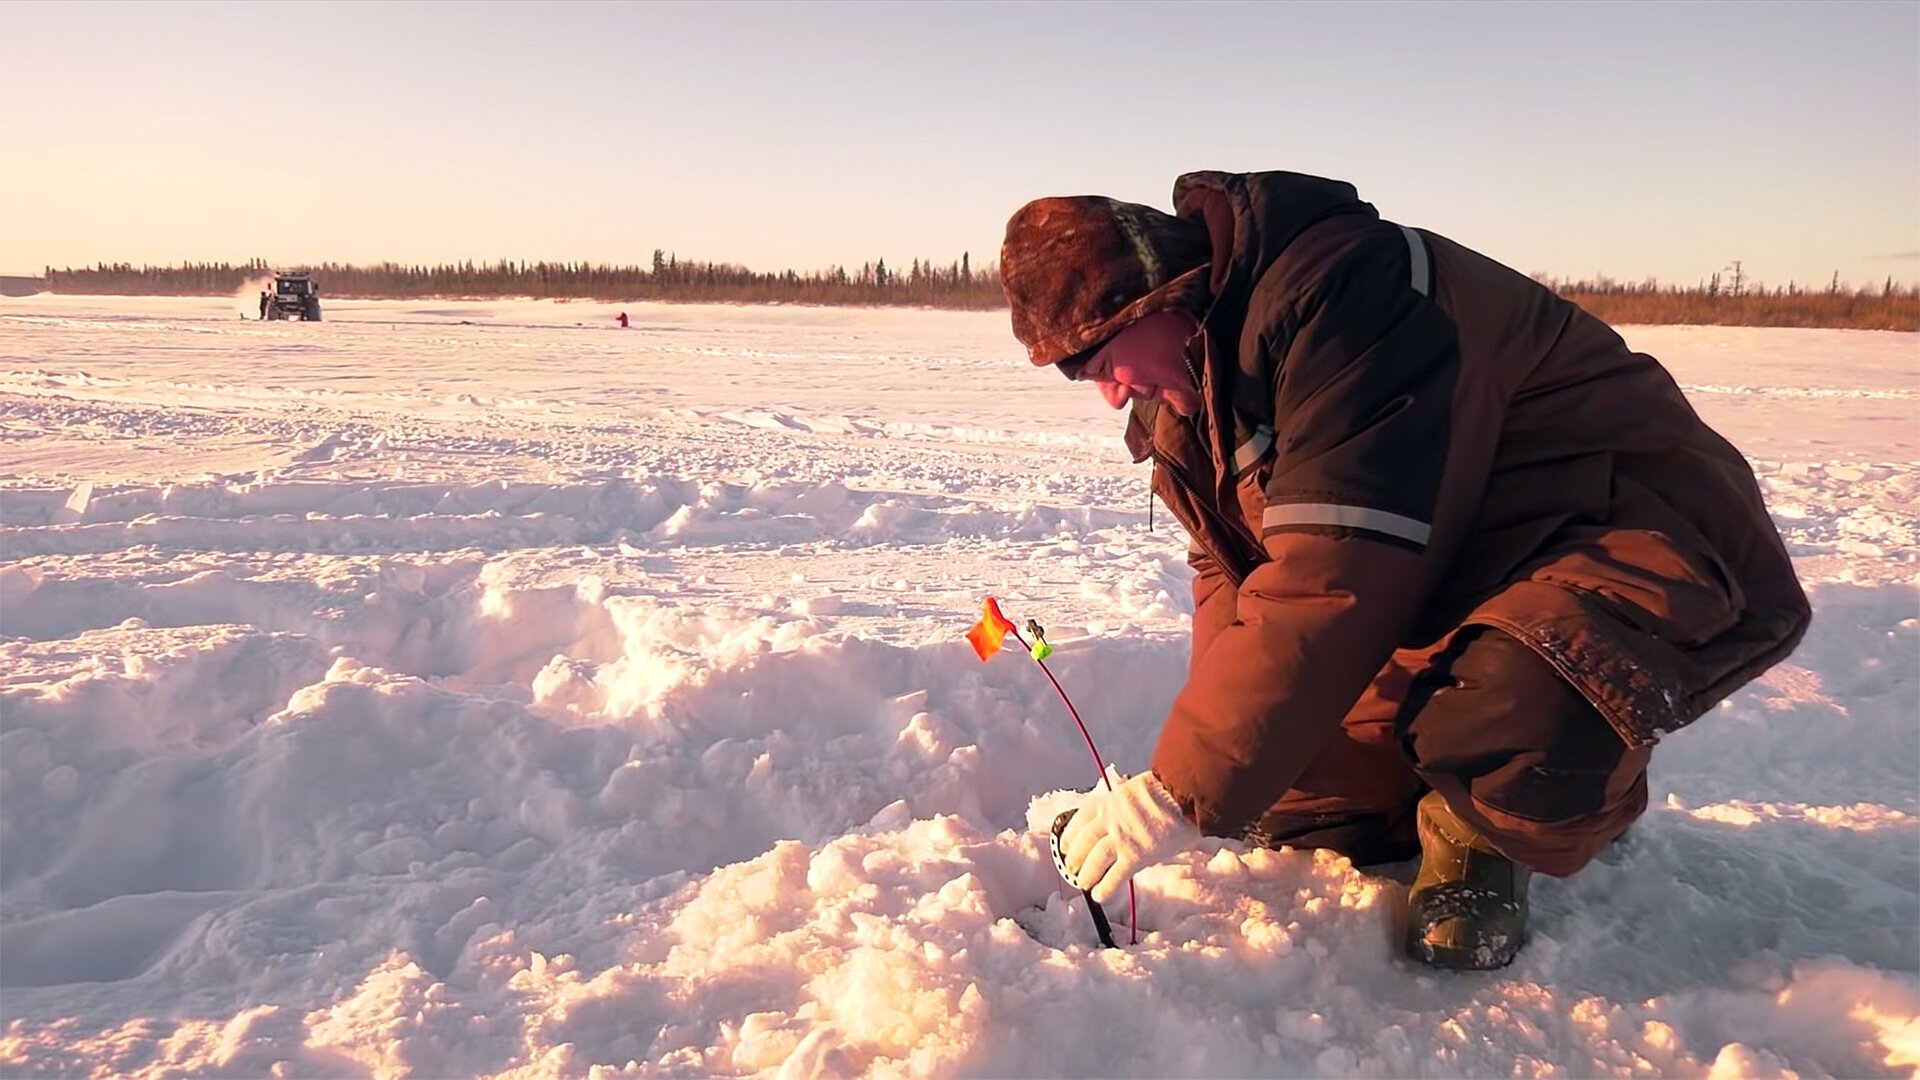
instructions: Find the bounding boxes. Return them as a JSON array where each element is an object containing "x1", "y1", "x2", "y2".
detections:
[{"x1": 1007, "y1": 171, "x2": 1810, "y2": 970}]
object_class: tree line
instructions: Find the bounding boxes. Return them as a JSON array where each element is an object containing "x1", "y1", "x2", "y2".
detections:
[
  {"x1": 32, "y1": 258, "x2": 1920, "y2": 330},
  {"x1": 39, "y1": 253, "x2": 1006, "y2": 308},
  {"x1": 1538, "y1": 273, "x2": 1919, "y2": 331}
]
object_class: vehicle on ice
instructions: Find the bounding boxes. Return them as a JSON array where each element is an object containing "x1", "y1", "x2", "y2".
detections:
[{"x1": 267, "y1": 273, "x2": 322, "y2": 321}]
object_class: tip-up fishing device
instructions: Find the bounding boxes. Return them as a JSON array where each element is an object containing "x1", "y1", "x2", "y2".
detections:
[{"x1": 967, "y1": 596, "x2": 1136, "y2": 947}]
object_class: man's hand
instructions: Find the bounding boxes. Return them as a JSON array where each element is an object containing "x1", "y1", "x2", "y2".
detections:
[{"x1": 1059, "y1": 768, "x2": 1202, "y2": 905}]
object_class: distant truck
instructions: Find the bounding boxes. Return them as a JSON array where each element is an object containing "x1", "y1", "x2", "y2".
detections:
[{"x1": 266, "y1": 273, "x2": 322, "y2": 321}]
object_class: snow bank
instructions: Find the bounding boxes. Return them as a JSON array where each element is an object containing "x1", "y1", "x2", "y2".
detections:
[{"x1": 1, "y1": 298, "x2": 1914, "y2": 1077}]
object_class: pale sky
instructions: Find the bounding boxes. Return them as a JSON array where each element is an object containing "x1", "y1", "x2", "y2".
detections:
[{"x1": 2, "y1": 0, "x2": 1915, "y2": 288}]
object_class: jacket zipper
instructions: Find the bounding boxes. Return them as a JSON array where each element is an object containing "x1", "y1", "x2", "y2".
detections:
[
  {"x1": 1151, "y1": 449, "x2": 1249, "y2": 587},
  {"x1": 1151, "y1": 328, "x2": 1255, "y2": 585}
]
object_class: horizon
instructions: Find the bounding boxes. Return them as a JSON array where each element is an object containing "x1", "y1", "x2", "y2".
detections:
[
  {"x1": 24, "y1": 254, "x2": 1920, "y2": 298},
  {"x1": 2, "y1": 0, "x2": 1916, "y2": 289}
]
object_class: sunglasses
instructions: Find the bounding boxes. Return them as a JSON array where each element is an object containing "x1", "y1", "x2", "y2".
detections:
[
  {"x1": 1054, "y1": 324, "x2": 1203, "y2": 384},
  {"x1": 1054, "y1": 348, "x2": 1105, "y2": 382}
]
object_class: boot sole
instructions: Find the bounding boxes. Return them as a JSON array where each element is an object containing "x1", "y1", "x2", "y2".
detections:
[{"x1": 1405, "y1": 929, "x2": 1524, "y2": 971}]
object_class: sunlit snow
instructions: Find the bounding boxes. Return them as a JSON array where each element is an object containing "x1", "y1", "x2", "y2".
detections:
[{"x1": 2, "y1": 295, "x2": 1915, "y2": 1077}]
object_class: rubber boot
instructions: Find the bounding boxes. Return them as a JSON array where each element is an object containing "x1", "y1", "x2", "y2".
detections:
[{"x1": 1405, "y1": 790, "x2": 1531, "y2": 970}]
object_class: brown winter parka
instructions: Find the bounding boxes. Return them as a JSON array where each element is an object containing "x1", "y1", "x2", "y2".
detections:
[{"x1": 1139, "y1": 171, "x2": 1811, "y2": 838}]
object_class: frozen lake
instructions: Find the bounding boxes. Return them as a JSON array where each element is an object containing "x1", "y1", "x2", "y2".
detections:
[{"x1": 1, "y1": 295, "x2": 1915, "y2": 1077}]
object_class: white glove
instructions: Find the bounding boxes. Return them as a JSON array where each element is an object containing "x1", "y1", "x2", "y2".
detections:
[{"x1": 1060, "y1": 768, "x2": 1201, "y2": 905}]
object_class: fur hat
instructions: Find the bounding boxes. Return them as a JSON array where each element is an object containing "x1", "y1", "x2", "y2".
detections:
[{"x1": 1000, "y1": 195, "x2": 1212, "y2": 367}]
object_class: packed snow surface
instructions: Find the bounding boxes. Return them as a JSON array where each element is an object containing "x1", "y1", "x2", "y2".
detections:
[{"x1": 1, "y1": 295, "x2": 1915, "y2": 1078}]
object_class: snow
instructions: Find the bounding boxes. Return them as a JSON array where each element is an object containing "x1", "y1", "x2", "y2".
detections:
[{"x1": 1, "y1": 294, "x2": 1914, "y2": 1077}]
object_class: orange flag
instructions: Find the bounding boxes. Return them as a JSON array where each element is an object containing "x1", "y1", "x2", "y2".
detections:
[{"x1": 967, "y1": 597, "x2": 1019, "y2": 661}]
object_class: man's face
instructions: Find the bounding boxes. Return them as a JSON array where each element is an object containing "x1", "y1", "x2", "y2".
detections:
[{"x1": 1067, "y1": 308, "x2": 1202, "y2": 416}]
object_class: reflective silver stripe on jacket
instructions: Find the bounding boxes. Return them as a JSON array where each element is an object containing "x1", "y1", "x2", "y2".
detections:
[
  {"x1": 1262, "y1": 502, "x2": 1432, "y2": 545},
  {"x1": 1232, "y1": 425, "x2": 1274, "y2": 474},
  {"x1": 1400, "y1": 225, "x2": 1430, "y2": 296}
]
